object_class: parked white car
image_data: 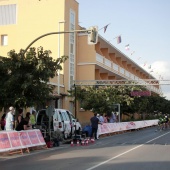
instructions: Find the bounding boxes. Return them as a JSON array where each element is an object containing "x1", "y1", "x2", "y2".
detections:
[{"x1": 36, "y1": 108, "x2": 82, "y2": 139}]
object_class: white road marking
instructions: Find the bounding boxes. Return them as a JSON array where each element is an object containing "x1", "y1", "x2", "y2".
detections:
[
  {"x1": 120, "y1": 142, "x2": 126, "y2": 145},
  {"x1": 86, "y1": 131, "x2": 170, "y2": 170}
]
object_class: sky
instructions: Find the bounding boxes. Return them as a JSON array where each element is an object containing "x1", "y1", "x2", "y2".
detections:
[{"x1": 77, "y1": 0, "x2": 170, "y2": 100}]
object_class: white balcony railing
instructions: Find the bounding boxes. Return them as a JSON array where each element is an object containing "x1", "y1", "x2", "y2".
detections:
[
  {"x1": 119, "y1": 67, "x2": 125, "y2": 74},
  {"x1": 95, "y1": 53, "x2": 160, "y2": 94},
  {"x1": 104, "y1": 58, "x2": 112, "y2": 67},
  {"x1": 113, "y1": 63, "x2": 119, "y2": 71},
  {"x1": 125, "y1": 70, "x2": 130, "y2": 77},
  {"x1": 96, "y1": 53, "x2": 104, "y2": 63}
]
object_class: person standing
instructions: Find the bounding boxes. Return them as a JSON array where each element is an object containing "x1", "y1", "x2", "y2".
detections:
[
  {"x1": 16, "y1": 112, "x2": 32, "y2": 131},
  {"x1": 90, "y1": 113, "x2": 99, "y2": 140},
  {"x1": 0, "y1": 113, "x2": 6, "y2": 130},
  {"x1": 99, "y1": 113, "x2": 104, "y2": 123},
  {"x1": 104, "y1": 114, "x2": 108, "y2": 123},
  {"x1": 30, "y1": 110, "x2": 36, "y2": 128},
  {"x1": 97, "y1": 113, "x2": 103, "y2": 139},
  {"x1": 17, "y1": 108, "x2": 24, "y2": 123},
  {"x1": 5, "y1": 106, "x2": 15, "y2": 131},
  {"x1": 15, "y1": 108, "x2": 24, "y2": 128},
  {"x1": 109, "y1": 112, "x2": 117, "y2": 123}
]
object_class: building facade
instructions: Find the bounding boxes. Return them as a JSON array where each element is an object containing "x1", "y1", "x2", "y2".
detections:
[{"x1": 0, "y1": 0, "x2": 160, "y2": 123}]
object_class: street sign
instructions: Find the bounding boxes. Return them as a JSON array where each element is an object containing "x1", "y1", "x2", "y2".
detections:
[{"x1": 46, "y1": 106, "x2": 55, "y2": 117}]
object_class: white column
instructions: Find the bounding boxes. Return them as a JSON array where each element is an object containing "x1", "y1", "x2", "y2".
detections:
[{"x1": 58, "y1": 21, "x2": 65, "y2": 108}]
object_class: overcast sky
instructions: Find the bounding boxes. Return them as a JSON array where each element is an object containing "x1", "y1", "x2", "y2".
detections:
[{"x1": 77, "y1": 0, "x2": 170, "y2": 100}]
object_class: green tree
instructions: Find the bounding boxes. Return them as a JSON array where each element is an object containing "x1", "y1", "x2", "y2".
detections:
[
  {"x1": 68, "y1": 84, "x2": 141, "y2": 116},
  {"x1": 0, "y1": 47, "x2": 68, "y2": 110},
  {"x1": 68, "y1": 84, "x2": 170, "y2": 121}
]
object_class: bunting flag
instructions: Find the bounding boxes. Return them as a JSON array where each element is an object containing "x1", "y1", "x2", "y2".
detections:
[
  {"x1": 148, "y1": 65, "x2": 151, "y2": 69},
  {"x1": 131, "y1": 51, "x2": 135, "y2": 55},
  {"x1": 143, "y1": 61, "x2": 147, "y2": 67},
  {"x1": 103, "y1": 24, "x2": 109, "y2": 33},
  {"x1": 125, "y1": 44, "x2": 130, "y2": 50},
  {"x1": 117, "y1": 35, "x2": 122, "y2": 44}
]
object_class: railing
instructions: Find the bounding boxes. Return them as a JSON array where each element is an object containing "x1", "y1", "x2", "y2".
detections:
[
  {"x1": 104, "y1": 58, "x2": 112, "y2": 67},
  {"x1": 113, "y1": 63, "x2": 119, "y2": 71},
  {"x1": 119, "y1": 67, "x2": 125, "y2": 74},
  {"x1": 95, "y1": 53, "x2": 161, "y2": 94}
]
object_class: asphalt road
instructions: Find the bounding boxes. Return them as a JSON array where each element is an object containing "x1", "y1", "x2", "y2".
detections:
[{"x1": 1, "y1": 127, "x2": 170, "y2": 170}]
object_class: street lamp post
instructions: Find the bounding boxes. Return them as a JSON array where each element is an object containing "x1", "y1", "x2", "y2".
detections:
[
  {"x1": 113, "y1": 103, "x2": 120, "y2": 122},
  {"x1": 74, "y1": 84, "x2": 77, "y2": 119},
  {"x1": 58, "y1": 21, "x2": 65, "y2": 108}
]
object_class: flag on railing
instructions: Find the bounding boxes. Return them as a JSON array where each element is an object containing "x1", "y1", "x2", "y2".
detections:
[
  {"x1": 125, "y1": 44, "x2": 130, "y2": 50},
  {"x1": 117, "y1": 35, "x2": 122, "y2": 44},
  {"x1": 143, "y1": 61, "x2": 147, "y2": 67},
  {"x1": 131, "y1": 51, "x2": 135, "y2": 55},
  {"x1": 104, "y1": 24, "x2": 109, "y2": 33}
]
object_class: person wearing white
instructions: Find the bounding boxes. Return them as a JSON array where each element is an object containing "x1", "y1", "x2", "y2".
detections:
[
  {"x1": 97, "y1": 113, "x2": 103, "y2": 139},
  {"x1": 5, "y1": 106, "x2": 15, "y2": 131},
  {"x1": 99, "y1": 114, "x2": 104, "y2": 123},
  {"x1": 109, "y1": 112, "x2": 117, "y2": 123}
]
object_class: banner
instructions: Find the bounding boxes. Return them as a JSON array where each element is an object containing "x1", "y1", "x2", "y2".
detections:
[
  {"x1": 28, "y1": 130, "x2": 41, "y2": 146},
  {"x1": 0, "y1": 129, "x2": 46, "y2": 153},
  {"x1": 0, "y1": 132, "x2": 11, "y2": 152},
  {"x1": 8, "y1": 131, "x2": 22, "y2": 149},
  {"x1": 19, "y1": 131, "x2": 32, "y2": 147},
  {"x1": 98, "y1": 120, "x2": 158, "y2": 135},
  {"x1": 35, "y1": 130, "x2": 46, "y2": 145}
]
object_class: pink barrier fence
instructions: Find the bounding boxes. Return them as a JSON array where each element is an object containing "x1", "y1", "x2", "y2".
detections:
[
  {"x1": 98, "y1": 119, "x2": 158, "y2": 135},
  {"x1": 0, "y1": 129, "x2": 46, "y2": 153}
]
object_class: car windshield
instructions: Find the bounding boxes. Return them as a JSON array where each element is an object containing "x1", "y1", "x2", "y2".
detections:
[{"x1": 71, "y1": 114, "x2": 76, "y2": 120}]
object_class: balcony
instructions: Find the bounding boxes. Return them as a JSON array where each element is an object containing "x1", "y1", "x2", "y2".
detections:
[{"x1": 96, "y1": 53, "x2": 160, "y2": 94}]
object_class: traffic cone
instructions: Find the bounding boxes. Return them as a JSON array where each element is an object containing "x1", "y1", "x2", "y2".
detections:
[
  {"x1": 70, "y1": 140, "x2": 74, "y2": 147},
  {"x1": 85, "y1": 139, "x2": 89, "y2": 146},
  {"x1": 91, "y1": 138, "x2": 95, "y2": 143},
  {"x1": 87, "y1": 138, "x2": 90, "y2": 143},
  {"x1": 81, "y1": 140, "x2": 85, "y2": 146},
  {"x1": 77, "y1": 140, "x2": 80, "y2": 146}
]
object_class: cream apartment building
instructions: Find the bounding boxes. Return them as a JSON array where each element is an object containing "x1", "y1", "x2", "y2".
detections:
[{"x1": 0, "y1": 0, "x2": 160, "y2": 123}]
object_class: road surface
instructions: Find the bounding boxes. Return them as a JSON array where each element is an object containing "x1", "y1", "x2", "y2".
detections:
[{"x1": 1, "y1": 127, "x2": 170, "y2": 170}]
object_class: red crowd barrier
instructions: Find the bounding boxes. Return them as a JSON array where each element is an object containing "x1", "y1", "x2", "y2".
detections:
[
  {"x1": 98, "y1": 120, "x2": 158, "y2": 136},
  {"x1": 0, "y1": 129, "x2": 46, "y2": 153}
]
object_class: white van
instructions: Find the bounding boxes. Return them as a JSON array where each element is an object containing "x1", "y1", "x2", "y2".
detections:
[{"x1": 36, "y1": 108, "x2": 82, "y2": 139}]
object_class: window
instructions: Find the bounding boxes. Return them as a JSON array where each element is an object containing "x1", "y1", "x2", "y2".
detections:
[
  {"x1": 59, "y1": 112, "x2": 63, "y2": 122},
  {"x1": 1, "y1": 34, "x2": 8, "y2": 46},
  {"x1": 70, "y1": 43, "x2": 74, "y2": 54},
  {"x1": 0, "y1": 4, "x2": 17, "y2": 25},
  {"x1": 61, "y1": 111, "x2": 70, "y2": 121}
]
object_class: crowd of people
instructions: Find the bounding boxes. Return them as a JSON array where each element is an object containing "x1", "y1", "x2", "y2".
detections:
[
  {"x1": 0, "y1": 106, "x2": 36, "y2": 131},
  {"x1": 83, "y1": 112, "x2": 118, "y2": 140}
]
